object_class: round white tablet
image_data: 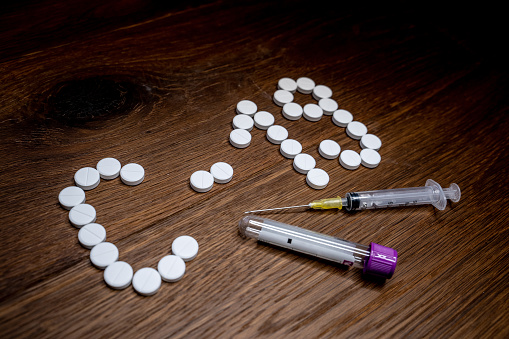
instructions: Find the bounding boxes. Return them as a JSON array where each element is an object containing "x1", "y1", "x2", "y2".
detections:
[
  {"x1": 120, "y1": 163, "x2": 145, "y2": 186},
  {"x1": 104, "y1": 261, "x2": 133, "y2": 289},
  {"x1": 69, "y1": 203, "x2": 97, "y2": 228},
  {"x1": 312, "y1": 85, "x2": 333, "y2": 100},
  {"x1": 277, "y1": 77, "x2": 297, "y2": 93},
  {"x1": 253, "y1": 111, "x2": 275, "y2": 130},
  {"x1": 318, "y1": 140, "x2": 341, "y2": 159},
  {"x1": 132, "y1": 267, "x2": 161, "y2": 296},
  {"x1": 90, "y1": 242, "x2": 119, "y2": 269},
  {"x1": 74, "y1": 167, "x2": 100, "y2": 190},
  {"x1": 303, "y1": 103, "x2": 323, "y2": 121},
  {"x1": 266, "y1": 125, "x2": 288, "y2": 144},
  {"x1": 282, "y1": 102, "x2": 303, "y2": 120},
  {"x1": 318, "y1": 98, "x2": 338, "y2": 115},
  {"x1": 229, "y1": 129, "x2": 251, "y2": 148},
  {"x1": 332, "y1": 109, "x2": 353, "y2": 127},
  {"x1": 360, "y1": 134, "x2": 382, "y2": 150},
  {"x1": 346, "y1": 121, "x2": 368, "y2": 140},
  {"x1": 58, "y1": 186, "x2": 86, "y2": 210},
  {"x1": 210, "y1": 162, "x2": 233, "y2": 184},
  {"x1": 78, "y1": 223, "x2": 106, "y2": 249},
  {"x1": 273, "y1": 89, "x2": 294, "y2": 106},
  {"x1": 236, "y1": 100, "x2": 257, "y2": 116},
  {"x1": 158, "y1": 255, "x2": 186, "y2": 282},
  {"x1": 339, "y1": 150, "x2": 361, "y2": 170},
  {"x1": 293, "y1": 153, "x2": 316, "y2": 174},
  {"x1": 306, "y1": 168, "x2": 329, "y2": 190},
  {"x1": 190, "y1": 170, "x2": 214, "y2": 192},
  {"x1": 296, "y1": 77, "x2": 315, "y2": 94},
  {"x1": 172, "y1": 235, "x2": 199, "y2": 262},
  {"x1": 360, "y1": 149, "x2": 381, "y2": 168},
  {"x1": 280, "y1": 139, "x2": 302, "y2": 159},
  {"x1": 96, "y1": 158, "x2": 121, "y2": 180},
  {"x1": 232, "y1": 114, "x2": 254, "y2": 131}
]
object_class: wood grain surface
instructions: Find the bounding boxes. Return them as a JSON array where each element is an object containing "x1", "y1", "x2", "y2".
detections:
[{"x1": 1, "y1": 1, "x2": 508, "y2": 338}]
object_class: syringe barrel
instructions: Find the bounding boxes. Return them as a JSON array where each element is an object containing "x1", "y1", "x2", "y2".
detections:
[
  {"x1": 238, "y1": 216, "x2": 397, "y2": 279},
  {"x1": 345, "y1": 179, "x2": 461, "y2": 211},
  {"x1": 347, "y1": 187, "x2": 434, "y2": 210}
]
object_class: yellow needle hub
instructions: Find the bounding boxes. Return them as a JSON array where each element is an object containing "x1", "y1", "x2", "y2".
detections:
[{"x1": 309, "y1": 197, "x2": 343, "y2": 210}]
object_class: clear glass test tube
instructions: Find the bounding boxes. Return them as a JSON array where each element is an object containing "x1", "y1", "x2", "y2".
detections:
[{"x1": 238, "y1": 216, "x2": 397, "y2": 279}]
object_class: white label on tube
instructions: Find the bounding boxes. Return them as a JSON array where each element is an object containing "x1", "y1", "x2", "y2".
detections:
[{"x1": 258, "y1": 228, "x2": 355, "y2": 266}]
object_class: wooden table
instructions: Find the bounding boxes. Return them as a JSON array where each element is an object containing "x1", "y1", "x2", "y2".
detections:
[{"x1": 1, "y1": 1, "x2": 508, "y2": 337}]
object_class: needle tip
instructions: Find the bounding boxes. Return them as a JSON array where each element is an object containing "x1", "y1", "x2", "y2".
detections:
[{"x1": 243, "y1": 205, "x2": 309, "y2": 214}]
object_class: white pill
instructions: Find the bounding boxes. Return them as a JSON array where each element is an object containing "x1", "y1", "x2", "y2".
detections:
[
  {"x1": 90, "y1": 242, "x2": 119, "y2": 269},
  {"x1": 319, "y1": 140, "x2": 341, "y2": 159},
  {"x1": 303, "y1": 103, "x2": 323, "y2": 121},
  {"x1": 273, "y1": 89, "x2": 294, "y2": 106},
  {"x1": 339, "y1": 150, "x2": 361, "y2": 170},
  {"x1": 293, "y1": 153, "x2": 316, "y2": 174},
  {"x1": 232, "y1": 114, "x2": 254, "y2": 131},
  {"x1": 312, "y1": 85, "x2": 332, "y2": 100},
  {"x1": 277, "y1": 77, "x2": 297, "y2": 93},
  {"x1": 104, "y1": 261, "x2": 133, "y2": 290},
  {"x1": 318, "y1": 98, "x2": 339, "y2": 115},
  {"x1": 266, "y1": 125, "x2": 288, "y2": 144},
  {"x1": 360, "y1": 149, "x2": 381, "y2": 168},
  {"x1": 78, "y1": 223, "x2": 106, "y2": 249},
  {"x1": 58, "y1": 186, "x2": 86, "y2": 210},
  {"x1": 282, "y1": 102, "x2": 303, "y2": 120},
  {"x1": 332, "y1": 109, "x2": 353, "y2": 127},
  {"x1": 158, "y1": 255, "x2": 186, "y2": 282},
  {"x1": 132, "y1": 267, "x2": 161, "y2": 296},
  {"x1": 296, "y1": 77, "x2": 315, "y2": 94},
  {"x1": 69, "y1": 203, "x2": 97, "y2": 228},
  {"x1": 280, "y1": 139, "x2": 302, "y2": 159},
  {"x1": 190, "y1": 170, "x2": 214, "y2": 192},
  {"x1": 236, "y1": 100, "x2": 257, "y2": 116},
  {"x1": 74, "y1": 167, "x2": 100, "y2": 190},
  {"x1": 96, "y1": 157, "x2": 121, "y2": 180},
  {"x1": 253, "y1": 111, "x2": 275, "y2": 130},
  {"x1": 306, "y1": 168, "x2": 329, "y2": 190},
  {"x1": 229, "y1": 129, "x2": 251, "y2": 148},
  {"x1": 360, "y1": 134, "x2": 382, "y2": 150},
  {"x1": 172, "y1": 235, "x2": 199, "y2": 262},
  {"x1": 210, "y1": 162, "x2": 233, "y2": 184},
  {"x1": 346, "y1": 121, "x2": 368, "y2": 140},
  {"x1": 120, "y1": 163, "x2": 145, "y2": 186}
]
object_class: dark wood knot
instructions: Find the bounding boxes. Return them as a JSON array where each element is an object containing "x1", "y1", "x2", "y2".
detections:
[{"x1": 43, "y1": 76, "x2": 150, "y2": 127}]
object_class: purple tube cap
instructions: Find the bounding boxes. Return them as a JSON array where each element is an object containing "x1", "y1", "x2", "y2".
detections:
[{"x1": 363, "y1": 242, "x2": 398, "y2": 279}]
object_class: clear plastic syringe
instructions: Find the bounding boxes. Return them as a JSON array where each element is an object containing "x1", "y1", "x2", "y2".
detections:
[
  {"x1": 239, "y1": 216, "x2": 398, "y2": 279},
  {"x1": 245, "y1": 179, "x2": 460, "y2": 213}
]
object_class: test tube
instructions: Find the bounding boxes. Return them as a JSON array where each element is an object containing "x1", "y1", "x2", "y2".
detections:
[{"x1": 238, "y1": 216, "x2": 398, "y2": 279}]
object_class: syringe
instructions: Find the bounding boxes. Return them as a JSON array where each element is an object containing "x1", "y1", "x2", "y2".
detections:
[
  {"x1": 245, "y1": 179, "x2": 460, "y2": 213},
  {"x1": 239, "y1": 216, "x2": 397, "y2": 279}
]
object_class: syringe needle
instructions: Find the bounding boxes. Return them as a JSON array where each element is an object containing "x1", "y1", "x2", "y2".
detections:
[{"x1": 244, "y1": 204, "x2": 310, "y2": 214}]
